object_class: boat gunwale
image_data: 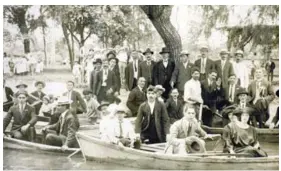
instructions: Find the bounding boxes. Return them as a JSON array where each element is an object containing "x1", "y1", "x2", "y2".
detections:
[{"x1": 76, "y1": 132, "x2": 279, "y2": 163}]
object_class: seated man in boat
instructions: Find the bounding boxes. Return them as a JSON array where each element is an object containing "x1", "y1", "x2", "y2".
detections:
[
  {"x1": 166, "y1": 103, "x2": 213, "y2": 154},
  {"x1": 104, "y1": 105, "x2": 141, "y2": 148},
  {"x1": 3, "y1": 91, "x2": 37, "y2": 142},
  {"x1": 135, "y1": 86, "x2": 170, "y2": 144},
  {"x1": 42, "y1": 97, "x2": 80, "y2": 149},
  {"x1": 222, "y1": 107, "x2": 267, "y2": 157}
]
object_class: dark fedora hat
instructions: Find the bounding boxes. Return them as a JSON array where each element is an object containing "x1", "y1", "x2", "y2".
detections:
[
  {"x1": 221, "y1": 105, "x2": 237, "y2": 119},
  {"x1": 106, "y1": 51, "x2": 117, "y2": 58},
  {"x1": 34, "y1": 81, "x2": 46, "y2": 88},
  {"x1": 143, "y1": 48, "x2": 154, "y2": 55},
  {"x1": 159, "y1": 47, "x2": 170, "y2": 54},
  {"x1": 93, "y1": 58, "x2": 102, "y2": 65},
  {"x1": 236, "y1": 88, "x2": 249, "y2": 97},
  {"x1": 98, "y1": 101, "x2": 110, "y2": 111},
  {"x1": 233, "y1": 107, "x2": 254, "y2": 117},
  {"x1": 185, "y1": 136, "x2": 206, "y2": 153},
  {"x1": 16, "y1": 81, "x2": 28, "y2": 89}
]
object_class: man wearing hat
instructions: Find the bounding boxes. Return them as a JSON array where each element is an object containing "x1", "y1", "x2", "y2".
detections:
[
  {"x1": 184, "y1": 67, "x2": 203, "y2": 104},
  {"x1": 248, "y1": 68, "x2": 274, "y2": 128},
  {"x1": 153, "y1": 47, "x2": 175, "y2": 100},
  {"x1": 29, "y1": 81, "x2": 46, "y2": 114},
  {"x1": 95, "y1": 59, "x2": 117, "y2": 103},
  {"x1": 126, "y1": 77, "x2": 147, "y2": 117},
  {"x1": 43, "y1": 97, "x2": 80, "y2": 149},
  {"x1": 108, "y1": 55, "x2": 121, "y2": 94},
  {"x1": 166, "y1": 104, "x2": 213, "y2": 154},
  {"x1": 125, "y1": 50, "x2": 141, "y2": 91},
  {"x1": 83, "y1": 89, "x2": 100, "y2": 124},
  {"x1": 3, "y1": 91, "x2": 37, "y2": 142},
  {"x1": 3, "y1": 79, "x2": 14, "y2": 112},
  {"x1": 214, "y1": 49, "x2": 234, "y2": 88},
  {"x1": 104, "y1": 105, "x2": 140, "y2": 148},
  {"x1": 135, "y1": 85, "x2": 170, "y2": 144},
  {"x1": 89, "y1": 58, "x2": 102, "y2": 95},
  {"x1": 232, "y1": 50, "x2": 249, "y2": 88},
  {"x1": 171, "y1": 50, "x2": 193, "y2": 97},
  {"x1": 265, "y1": 57, "x2": 275, "y2": 83},
  {"x1": 194, "y1": 45, "x2": 215, "y2": 81},
  {"x1": 140, "y1": 48, "x2": 155, "y2": 87}
]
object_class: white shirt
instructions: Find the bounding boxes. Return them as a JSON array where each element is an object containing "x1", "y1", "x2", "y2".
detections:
[
  {"x1": 148, "y1": 101, "x2": 156, "y2": 114},
  {"x1": 221, "y1": 60, "x2": 226, "y2": 71},
  {"x1": 232, "y1": 61, "x2": 249, "y2": 88},
  {"x1": 184, "y1": 78, "x2": 203, "y2": 103},
  {"x1": 138, "y1": 85, "x2": 143, "y2": 92},
  {"x1": 133, "y1": 60, "x2": 139, "y2": 79},
  {"x1": 183, "y1": 62, "x2": 188, "y2": 69},
  {"x1": 104, "y1": 119, "x2": 136, "y2": 144},
  {"x1": 228, "y1": 84, "x2": 236, "y2": 102},
  {"x1": 201, "y1": 58, "x2": 206, "y2": 73},
  {"x1": 102, "y1": 69, "x2": 108, "y2": 86},
  {"x1": 67, "y1": 91, "x2": 72, "y2": 101},
  {"x1": 19, "y1": 103, "x2": 26, "y2": 113},
  {"x1": 163, "y1": 61, "x2": 168, "y2": 68},
  {"x1": 3, "y1": 87, "x2": 8, "y2": 102}
]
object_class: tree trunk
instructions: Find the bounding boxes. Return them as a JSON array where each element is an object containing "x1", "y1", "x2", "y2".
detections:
[
  {"x1": 42, "y1": 27, "x2": 47, "y2": 65},
  {"x1": 62, "y1": 23, "x2": 74, "y2": 69},
  {"x1": 23, "y1": 38, "x2": 30, "y2": 53},
  {"x1": 71, "y1": 33, "x2": 75, "y2": 64},
  {"x1": 140, "y1": 5, "x2": 182, "y2": 62}
]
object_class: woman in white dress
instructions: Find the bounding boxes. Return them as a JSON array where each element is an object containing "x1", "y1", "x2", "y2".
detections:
[{"x1": 232, "y1": 50, "x2": 249, "y2": 88}]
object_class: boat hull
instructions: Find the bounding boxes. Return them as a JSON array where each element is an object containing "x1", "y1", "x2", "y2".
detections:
[{"x1": 76, "y1": 132, "x2": 279, "y2": 170}]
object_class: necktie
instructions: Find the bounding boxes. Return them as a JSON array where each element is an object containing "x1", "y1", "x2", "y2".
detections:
[
  {"x1": 20, "y1": 104, "x2": 24, "y2": 114},
  {"x1": 229, "y1": 85, "x2": 233, "y2": 101},
  {"x1": 187, "y1": 122, "x2": 192, "y2": 136},
  {"x1": 222, "y1": 60, "x2": 225, "y2": 70},
  {"x1": 119, "y1": 121, "x2": 123, "y2": 138},
  {"x1": 201, "y1": 59, "x2": 205, "y2": 73},
  {"x1": 134, "y1": 62, "x2": 137, "y2": 72}
]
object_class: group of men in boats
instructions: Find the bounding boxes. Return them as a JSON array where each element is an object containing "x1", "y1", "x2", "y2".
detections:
[{"x1": 3, "y1": 45, "x2": 279, "y2": 157}]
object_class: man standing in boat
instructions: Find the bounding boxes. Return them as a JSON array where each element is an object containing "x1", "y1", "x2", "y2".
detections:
[
  {"x1": 135, "y1": 86, "x2": 170, "y2": 144},
  {"x1": 42, "y1": 97, "x2": 80, "y2": 149},
  {"x1": 3, "y1": 91, "x2": 37, "y2": 142}
]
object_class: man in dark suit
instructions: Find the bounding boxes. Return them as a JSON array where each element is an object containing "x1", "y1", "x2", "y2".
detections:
[
  {"x1": 140, "y1": 48, "x2": 155, "y2": 87},
  {"x1": 108, "y1": 52, "x2": 121, "y2": 94},
  {"x1": 265, "y1": 57, "x2": 275, "y2": 83},
  {"x1": 170, "y1": 51, "x2": 193, "y2": 98},
  {"x1": 29, "y1": 81, "x2": 46, "y2": 115},
  {"x1": 214, "y1": 49, "x2": 234, "y2": 88},
  {"x1": 135, "y1": 86, "x2": 170, "y2": 144},
  {"x1": 126, "y1": 77, "x2": 147, "y2": 117},
  {"x1": 194, "y1": 45, "x2": 214, "y2": 81},
  {"x1": 3, "y1": 91, "x2": 37, "y2": 141},
  {"x1": 95, "y1": 59, "x2": 117, "y2": 103},
  {"x1": 153, "y1": 47, "x2": 175, "y2": 100},
  {"x1": 201, "y1": 70, "x2": 223, "y2": 126},
  {"x1": 43, "y1": 97, "x2": 79, "y2": 149},
  {"x1": 125, "y1": 51, "x2": 141, "y2": 91},
  {"x1": 165, "y1": 88, "x2": 184, "y2": 124},
  {"x1": 63, "y1": 81, "x2": 87, "y2": 116},
  {"x1": 3, "y1": 79, "x2": 14, "y2": 112},
  {"x1": 89, "y1": 58, "x2": 102, "y2": 95},
  {"x1": 248, "y1": 68, "x2": 274, "y2": 128}
]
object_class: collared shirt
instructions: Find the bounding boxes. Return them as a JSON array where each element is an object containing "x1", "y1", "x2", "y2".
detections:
[
  {"x1": 221, "y1": 60, "x2": 226, "y2": 70},
  {"x1": 3, "y1": 87, "x2": 7, "y2": 102},
  {"x1": 228, "y1": 84, "x2": 235, "y2": 102},
  {"x1": 133, "y1": 60, "x2": 139, "y2": 79},
  {"x1": 147, "y1": 60, "x2": 151, "y2": 66},
  {"x1": 19, "y1": 103, "x2": 26, "y2": 113},
  {"x1": 67, "y1": 91, "x2": 72, "y2": 101},
  {"x1": 240, "y1": 102, "x2": 246, "y2": 109},
  {"x1": 184, "y1": 78, "x2": 203, "y2": 103},
  {"x1": 207, "y1": 78, "x2": 213, "y2": 86},
  {"x1": 183, "y1": 62, "x2": 188, "y2": 69},
  {"x1": 102, "y1": 69, "x2": 108, "y2": 86},
  {"x1": 148, "y1": 101, "x2": 156, "y2": 114},
  {"x1": 163, "y1": 61, "x2": 168, "y2": 68},
  {"x1": 138, "y1": 86, "x2": 143, "y2": 92},
  {"x1": 201, "y1": 58, "x2": 206, "y2": 73}
]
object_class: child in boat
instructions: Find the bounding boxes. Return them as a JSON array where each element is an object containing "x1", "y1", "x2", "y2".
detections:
[
  {"x1": 222, "y1": 107, "x2": 267, "y2": 157},
  {"x1": 38, "y1": 96, "x2": 52, "y2": 116},
  {"x1": 104, "y1": 105, "x2": 140, "y2": 148},
  {"x1": 82, "y1": 89, "x2": 100, "y2": 124},
  {"x1": 166, "y1": 103, "x2": 213, "y2": 154}
]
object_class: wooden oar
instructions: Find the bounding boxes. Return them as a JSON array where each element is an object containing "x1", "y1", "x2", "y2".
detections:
[{"x1": 67, "y1": 149, "x2": 81, "y2": 158}]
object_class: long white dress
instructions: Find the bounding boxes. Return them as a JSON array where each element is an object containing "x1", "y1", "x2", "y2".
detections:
[{"x1": 232, "y1": 61, "x2": 249, "y2": 88}]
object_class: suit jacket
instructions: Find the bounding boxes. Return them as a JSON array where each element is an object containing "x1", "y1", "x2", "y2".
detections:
[
  {"x1": 265, "y1": 61, "x2": 275, "y2": 72},
  {"x1": 223, "y1": 84, "x2": 241, "y2": 104},
  {"x1": 201, "y1": 79, "x2": 223, "y2": 108},
  {"x1": 89, "y1": 69, "x2": 101, "y2": 95},
  {"x1": 125, "y1": 61, "x2": 141, "y2": 90},
  {"x1": 95, "y1": 69, "x2": 117, "y2": 95},
  {"x1": 135, "y1": 100, "x2": 170, "y2": 142},
  {"x1": 248, "y1": 80, "x2": 274, "y2": 104},
  {"x1": 153, "y1": 60, "x2": 175, "y2": 86},
  {"x1": 139, "y1": 60, "x2": 155, "y2": 86},
  {"x1": 48, "y1": 110, "x2": 79, "y2": 147},
  {"x1": 30, "y1": 91, "x2": 46, "y2": 100},
  {"x1": 214, "y1": 60, "x2": 234, "y2": 88},
  {"x1": 165, "y1": 98, "x2": 184, "y2": 120},
  {"x1": 63, "y1": 90, "x2": 87, "y2": 114},
  {"x1": 111, "y1": 64, "x2": 121, "y2": 92},
  {"x1": 4, "y1": 86, "x2": 14, "y2": 102},
  {"x1": 194, "y1": 58, "x2": 214, "y2": 75},
  {"x1": 3, "y1": 104, "x2": 37, "y2": 132},
  {"x1": 126, "y1": 86, "x2": 146, "y2": 117},
  {"x1": 171, "y1": 62, "x2": 193, "y2": 92}
]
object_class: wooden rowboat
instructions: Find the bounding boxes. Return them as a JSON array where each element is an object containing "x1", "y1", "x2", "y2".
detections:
[
  {"x1": 202, "y1": 125, "x2": 279, "y2": 143},
  {"x1": 3, "y1": 136, "x2": 80, "y2": 155},
  {"x1": 76, "y1": 132, "x2": 279, "y2": 170}
]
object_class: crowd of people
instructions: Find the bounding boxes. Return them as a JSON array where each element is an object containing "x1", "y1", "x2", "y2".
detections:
[
  {"x1": 3, "y1": 44, "x2": 279, "y2": 157},
  {"x1": 3, "y1": 52, "x2": 44, "y2": 77}
]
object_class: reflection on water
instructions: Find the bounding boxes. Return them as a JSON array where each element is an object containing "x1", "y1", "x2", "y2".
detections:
[{"x1": 3, "y1": 149, "x2": 137, "y2": 170}]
